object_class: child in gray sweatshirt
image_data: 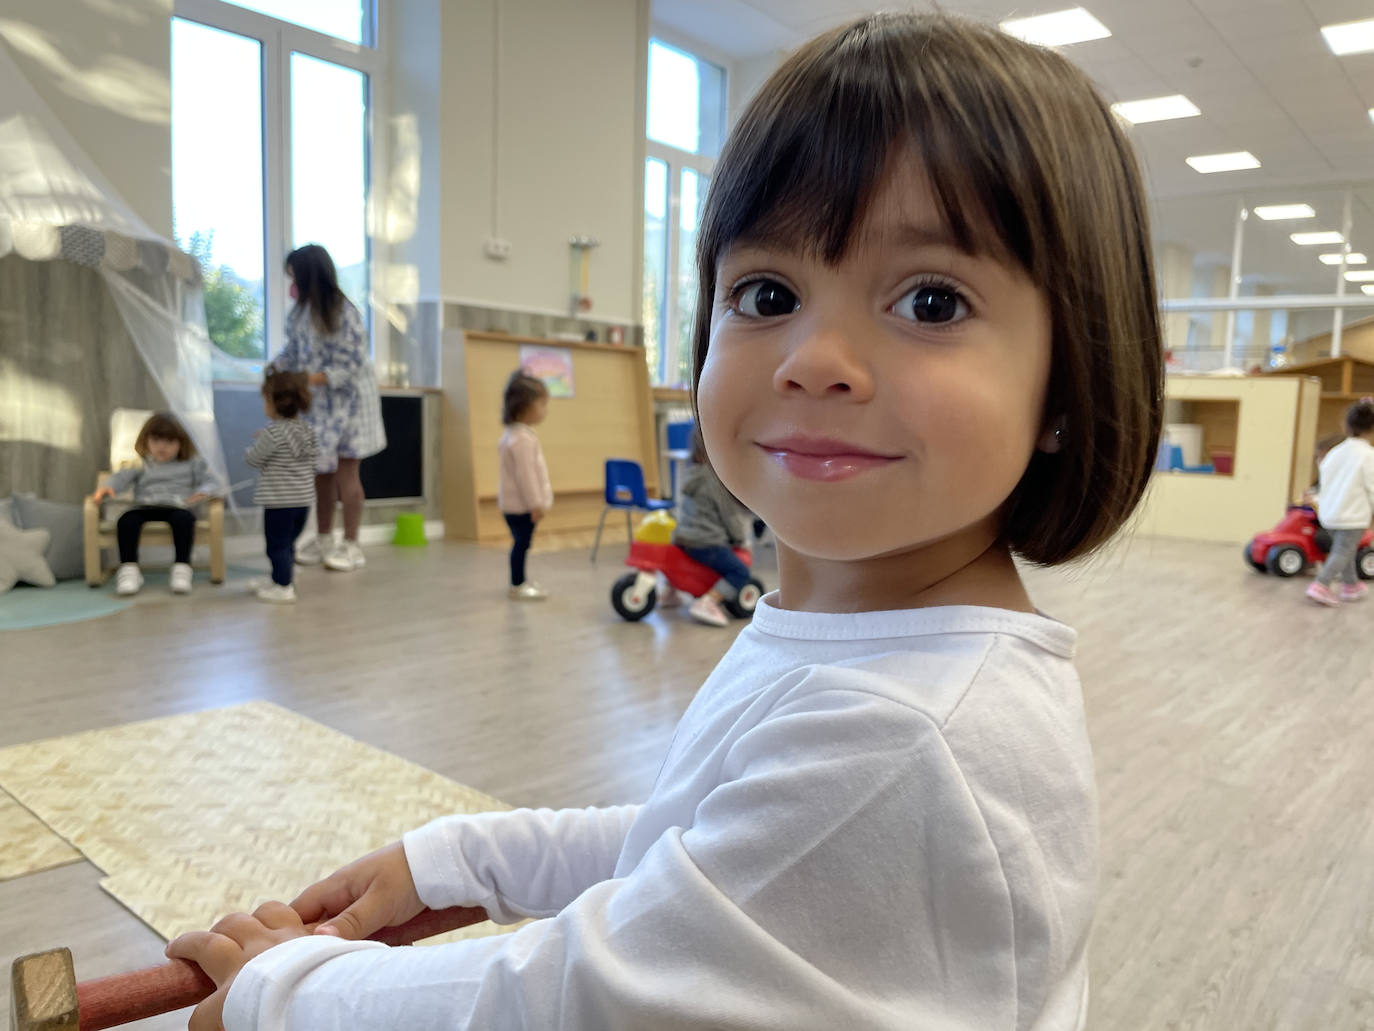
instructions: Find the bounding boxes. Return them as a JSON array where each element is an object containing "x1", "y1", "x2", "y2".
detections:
[
  {"x1": 672, "y1": 429, "x2": 755, "y2": 627},
  {"x1": 91, "y1": 412, "x2": 224, "y2": 596}
]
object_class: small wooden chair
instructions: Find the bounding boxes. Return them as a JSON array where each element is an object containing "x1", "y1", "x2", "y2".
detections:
[{"x1": 82, "y1": 408, "x2": 225, "y2": 587}]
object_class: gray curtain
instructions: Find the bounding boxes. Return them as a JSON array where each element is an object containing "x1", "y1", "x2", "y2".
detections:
[{"x1": 0, "y1": 254, "x2": 167, "y2": 503}]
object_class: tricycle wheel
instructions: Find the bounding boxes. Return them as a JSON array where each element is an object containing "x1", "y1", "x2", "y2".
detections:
[
  {"x1": 611, "y1": 572, "x2": 657, "y2": 621},
  {"x1": 1243, "y1": 540, "x2": 1267, "y2": 573},
  {"x1": 1358, "y1": 548, "x2": 1374, "y2": 581},
  {"x1": 724, "y1": 578, "x2": 765, "y2": 618},
  {"x1": 1266, "y1": 545, "x2": 1305, "y2": 577}
]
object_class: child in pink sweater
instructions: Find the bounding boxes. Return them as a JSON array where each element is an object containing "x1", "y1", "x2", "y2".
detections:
[{"x1": 498, "y1": 371, "x2": 552, "y2": 600}]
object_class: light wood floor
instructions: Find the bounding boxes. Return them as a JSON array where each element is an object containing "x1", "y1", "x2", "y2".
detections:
[{"x1": 4, "y1": 534, "x2": 1372, "y2": 1029}]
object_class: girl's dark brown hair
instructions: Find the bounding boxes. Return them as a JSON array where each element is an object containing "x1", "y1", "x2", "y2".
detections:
[
  {"x1": 262, "y1": 365, "x2": 313, "y2": 419},
  {"x1": 286, "y1": 244, "x2": 345, "y2": 335},
  {"x1": 691, "y1": 12, "x2": 1163, "y2": 565},
  {"x1": 503, "y1": 370, "x2": 549, "y2": 425},
  {"x1": 135, "y1": 412, "x2": 196, "y2": 461}
]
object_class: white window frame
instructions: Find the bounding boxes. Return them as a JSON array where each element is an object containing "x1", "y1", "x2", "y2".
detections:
[
  {"x1": 173, "y1": 0, "x2": 386, "y2": 363},
  {"x1": 645, "y1": 30, "x2": 728, "y2": 388}
]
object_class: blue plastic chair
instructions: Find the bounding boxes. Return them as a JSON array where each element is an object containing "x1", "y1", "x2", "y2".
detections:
[
  {"x1": 664, "y1": 420, "x2": 696, "y2": 502},
  {"x1": 592, "y1": 459, "x2": 673, "y2": 563}
]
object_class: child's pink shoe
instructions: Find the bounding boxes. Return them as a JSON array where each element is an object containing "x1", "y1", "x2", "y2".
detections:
[
  {"x1": 1341, "y1": 582, "x2": 1369, "y2": 602},
  {"x1": 1306, "y1": 582, "x2": 1340, "y2": 607}
]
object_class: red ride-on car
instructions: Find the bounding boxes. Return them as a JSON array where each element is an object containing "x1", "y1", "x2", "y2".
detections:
[
  {"x1": 610, "y1": 541, "x2": 765, "y2": 621},
  {"x1": 1245, "y1": 505, "x2": 1374, "y2": 579}
]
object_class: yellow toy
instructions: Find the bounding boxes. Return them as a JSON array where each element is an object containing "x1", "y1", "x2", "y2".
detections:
[{"x1": 634, "y1": 510, "x2": 676, "y2": 544}]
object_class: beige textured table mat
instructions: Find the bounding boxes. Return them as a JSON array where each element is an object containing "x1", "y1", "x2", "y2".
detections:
[
  {"x1": 0, "y1": 702, "x2": 518, "y2": 943},
  {"x1": 0, "y1": 786, "x2": 82, "y2": 881}
]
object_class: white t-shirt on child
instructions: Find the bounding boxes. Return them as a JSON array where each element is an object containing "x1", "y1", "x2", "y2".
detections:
[
  {"x1": 1318, "y1": 436, "x2": 1374, "y2": 530},
  {"x1": 224, "y1": 598, "x2": 1097, "y2": 1031}
]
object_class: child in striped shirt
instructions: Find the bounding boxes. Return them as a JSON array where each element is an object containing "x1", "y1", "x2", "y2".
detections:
[{"x1": 246, "y1": 367, "x2": 318, "y2": 604}]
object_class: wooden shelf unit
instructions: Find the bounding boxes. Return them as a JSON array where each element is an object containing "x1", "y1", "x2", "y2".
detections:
[{"x1": 441, "y1": 331, "x2": 660, "y2": 542}]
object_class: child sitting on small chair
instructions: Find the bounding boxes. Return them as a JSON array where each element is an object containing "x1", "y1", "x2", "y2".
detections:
[
  {"x1": 90, "y1": 412, "x2": 224, "y2": 597},
  {"x1": 672, "y1": 428, "x2": 754, "y2": 627},
  {"x1": 246, "y1": 367, "x2": 319, "y2": 605}
]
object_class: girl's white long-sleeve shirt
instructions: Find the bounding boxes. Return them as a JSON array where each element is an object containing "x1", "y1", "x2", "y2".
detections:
[
  {"x1": 224, "y1": 599, "x2": 1097, "y2": 1031},
  {"x1": 1318, "y1": 436, "x2": 1374, "y2": 529}
]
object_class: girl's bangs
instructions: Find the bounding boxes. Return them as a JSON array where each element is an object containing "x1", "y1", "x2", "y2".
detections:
[{"x1": 701, "y1": 16, "x2": 1038, "y2": 275}]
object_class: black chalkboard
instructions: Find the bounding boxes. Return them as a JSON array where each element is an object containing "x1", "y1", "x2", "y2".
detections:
[{"x1": 360, "y1": 395, "x2": 423, "y2": 499}]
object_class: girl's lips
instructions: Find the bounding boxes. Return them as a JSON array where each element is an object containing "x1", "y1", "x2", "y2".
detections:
[{"x1": 756, "y1": 437, "x2": 901, "y2": 482}]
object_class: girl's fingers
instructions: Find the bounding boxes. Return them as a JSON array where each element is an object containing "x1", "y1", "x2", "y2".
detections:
[
  {"x1": 290, "y1": 875, "x2": 355, "y2": 924},
  {"x1": 165, "y1": 931, "x2": 242, "y2": 985},
  {"x1": 252, "y1": 900, "x2": 304, "y2": 931},
  {"x1": 314, "y1": 890, "x2": 390, "y2": 941}
]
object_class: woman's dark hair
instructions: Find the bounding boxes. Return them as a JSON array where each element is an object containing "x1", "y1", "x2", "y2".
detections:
[
  {"x1": 135, "y1": 412, "x2": 195, "y2": 461},
  {"x1": 503, "y1": 370, "x2": 549, "y2": 425},
  {"x1": 1346, "y1": 400, "x2": 1374, "y2": 435},
  {"x1": 690, "y1": 12, "x2": 1163, "y2": 566},
  {"x1": 286, "y1": 244, "x2": 345, "y2": 335},
  {"x1": 262, "y1": 365, "x2": 313, "y2": 419}
]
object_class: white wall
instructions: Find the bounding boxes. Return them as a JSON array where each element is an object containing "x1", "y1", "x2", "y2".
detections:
[
  {"x1": 438, "y1": 0, "x2": 649, "y2": 323},
  {"x1": 728, "y1": 51, "x2": 783, "y2": 125},
  {"x1": 0, "y1": 0, "x2": 172, "y2": 237}
]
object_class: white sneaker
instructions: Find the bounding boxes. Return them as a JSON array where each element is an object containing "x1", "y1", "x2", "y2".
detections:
[
  {"x1": 255, "y1": 583, "x2": 298, "y2": 604},
  {"x1": 169, "y1": 562, "x2": 193, "y2": 595},
  {"x1": 295, "y1": 537, "x2": 325, "y2": 565},
  {"x1": 688, "y1": 595, "x2": 730, "y2": 627},
  {"x1": 115, "y1": 563, "x2": 143, "y2": 596},
  {"x1": 658, "y1": 584, "x2": 683, "y2": 608},
  {"x1": 508, "y1": 582, "x2": 548, "y2": 601},
  {"x1": 325, "y1": 540, "x2": 364, "y2": 572}
]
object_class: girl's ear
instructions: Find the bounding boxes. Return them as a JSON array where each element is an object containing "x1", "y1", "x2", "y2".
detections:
[{"x1": 1038, "y1": 416, "x2": 1067, "y2": 454}]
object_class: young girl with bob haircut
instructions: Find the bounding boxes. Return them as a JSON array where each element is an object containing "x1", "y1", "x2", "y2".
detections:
[{"x1": 170, "y1": 14, "x2": 1163, "y2": 1030}]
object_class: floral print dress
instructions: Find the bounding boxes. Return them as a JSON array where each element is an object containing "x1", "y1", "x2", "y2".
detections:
[{"x1": 278, "y1": 301, "x2": 385, "y2": 473}]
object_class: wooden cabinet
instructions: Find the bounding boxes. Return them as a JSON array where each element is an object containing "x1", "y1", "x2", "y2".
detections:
[{"x1": 441, "y1": 331, "x2": 659, "y2": 542}]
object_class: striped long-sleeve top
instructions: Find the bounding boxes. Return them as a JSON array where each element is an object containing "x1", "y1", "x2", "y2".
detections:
[{"x1": 245, "y1": 419, "x2": 318, "y2": 508}]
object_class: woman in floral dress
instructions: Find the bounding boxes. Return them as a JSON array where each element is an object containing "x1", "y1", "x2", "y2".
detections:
[{"x1": 277, "y1": 244, "x2": 385, "y2": 572}]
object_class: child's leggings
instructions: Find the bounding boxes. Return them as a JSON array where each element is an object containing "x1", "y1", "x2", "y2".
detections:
[
  {"x1": 1317, "y1": 528, "x2": 1363, "y2": 587},
  {"x1": 264, "y1": 506, "x2": 309, "y2": 586},
  {"x1": 117, "y1": 506, "x2": 194, "y2": 564},
  {"x1": 681, "y1": 545, "x2": 752, "y2": 598},
  {"x1": 504, "y1": 512, "x2": 536, "y2": 586}
]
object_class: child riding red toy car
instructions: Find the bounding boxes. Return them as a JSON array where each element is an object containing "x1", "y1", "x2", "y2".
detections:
[
  {"x1": 610, "y1": 514, "x2": 764, "y2": 621},
  {"x1": 1245, "y1": 504, "x2": 1374, "y2": 579}
]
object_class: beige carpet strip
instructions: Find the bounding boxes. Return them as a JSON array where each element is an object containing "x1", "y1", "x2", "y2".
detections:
[{"x1": 0, "y1": 702, "x2": 518, "y2": 943}]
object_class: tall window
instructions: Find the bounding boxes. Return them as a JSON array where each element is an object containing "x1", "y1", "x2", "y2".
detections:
[
  {"x1": 172, "y1": 0, "x2": 379, "y2": 367},
  {"x1": 643, "y1": 38, "x2": 725, "y2": 388}
]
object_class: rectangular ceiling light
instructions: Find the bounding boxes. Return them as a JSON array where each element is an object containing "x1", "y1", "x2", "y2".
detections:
[
  {"x1": 1254, "y1": 204, "x2": 1316, "y2": 220},
  {"x1": 1293, "y1": 231, "x2": 1345, "y2": 245},
  {"x1": 1363, "y1": 285, "x2": 1374, "y2": 295},
  {"x1": 1320, "y1": 253, "x2": 1368, "y2": 265},
  {"x1": 1344, "y1": 270, "x2": 1374, "y2": 281},
  {"x1": 1185, "y1": 151, "x2": 1261, "y2": 173},
  {"x1": 1000, "y1": 8, "x2": 1111, "y2": 46},
  {"x1": 1111, "y1": 95, "x2": 1200, "y2": 124},
  {"x1": 1322, "y1": 18, "x2": 1374, "y2": 55}
]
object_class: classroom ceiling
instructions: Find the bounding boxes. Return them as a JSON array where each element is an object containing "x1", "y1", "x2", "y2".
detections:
[{"x1": 652, "y1": 0, "x2": 1374, "y2": 294}]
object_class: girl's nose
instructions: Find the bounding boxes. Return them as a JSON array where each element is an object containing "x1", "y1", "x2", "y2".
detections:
[{"x1": 771, "y1": 323, "x2": 876, "y2": 402}]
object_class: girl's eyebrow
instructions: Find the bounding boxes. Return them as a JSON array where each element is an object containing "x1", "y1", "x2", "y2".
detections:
[{"x1": 875, "y1": 220, "x2": 970, "y2": 254}]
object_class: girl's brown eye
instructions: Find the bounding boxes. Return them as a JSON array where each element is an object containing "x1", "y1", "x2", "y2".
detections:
[
  {"x1": 893, "y1": 285, "x2": 969, "y2": 325},
  {"x1": 737, "y1": 280, "x2": 800, "y2": 318}
]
